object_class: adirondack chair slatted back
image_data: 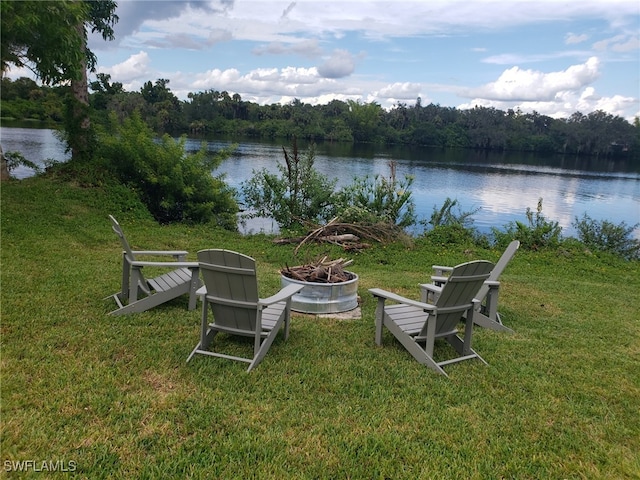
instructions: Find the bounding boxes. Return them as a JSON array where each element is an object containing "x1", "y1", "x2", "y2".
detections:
[
  {"x1": 109, "y1": 214, "x2": 153, "y2": 297},
  {"x1": 109, "y1": 215, "x2": 137, "y2": 263},
  {"x1": 423, "y1": 260, "x2": 493, "y2": 337},
  {"x1": 475, "y1": 240, "x2": 519, "y2": 302},
  {"x1": 198, "y1": 249, "x2": 260, "y2": 333}
]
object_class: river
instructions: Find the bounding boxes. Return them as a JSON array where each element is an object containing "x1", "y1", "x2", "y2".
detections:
[{"x1": 2, "y1": 126, "x2": 639, "y2": 239}]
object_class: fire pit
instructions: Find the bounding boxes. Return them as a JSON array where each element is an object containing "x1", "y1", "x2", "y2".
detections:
[{"x1": 280, "y1": 258, "x2": 359, "y2": 314}]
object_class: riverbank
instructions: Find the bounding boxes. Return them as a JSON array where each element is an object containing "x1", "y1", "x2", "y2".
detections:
[
  {"x1": 2, "y1": 175, "x2": 639, "y2": 478},
  {"x1": 3, "y1": 125, "x2": 640, "y2": 239}
]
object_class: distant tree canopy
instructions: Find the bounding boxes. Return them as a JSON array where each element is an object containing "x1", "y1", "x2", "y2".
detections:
[{"x1": 2, "y1": 75, "x2": 639, "y2": 160}]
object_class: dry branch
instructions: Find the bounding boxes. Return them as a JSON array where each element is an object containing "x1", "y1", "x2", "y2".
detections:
[
  {"x1": 281, "y1": 257, "x2": 355, "y2": 283},
  {"x1": 274, "y1": 218, "x2": 407, "y2": 253}
]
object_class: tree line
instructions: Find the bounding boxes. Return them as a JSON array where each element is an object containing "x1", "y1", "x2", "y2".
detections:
[{"x1": 2, "y1": 74, "x2": 639, "y2": 160}]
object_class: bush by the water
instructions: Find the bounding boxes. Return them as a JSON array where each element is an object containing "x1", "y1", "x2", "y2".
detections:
[
  {"x1": 572, "y1": 213, "x2": 640, "y2": 260},
  {"x1": 95, "y1": 112, "x2": 238, "y2": 227}
]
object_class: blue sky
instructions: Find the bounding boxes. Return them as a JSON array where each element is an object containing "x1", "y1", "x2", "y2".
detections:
[{"x1": 16, "y1": 0, "x2": 640, "y2": 121}]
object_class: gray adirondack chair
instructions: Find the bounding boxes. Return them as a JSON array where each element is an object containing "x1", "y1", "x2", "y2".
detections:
[
  {"x1": 421, "y1": 240, "x2": 520, "y2": 333},
  {"x1": 108, "y1": 215, "x2": 201, "y2": 315},
  {"x1": 370, "y1": 260, "x2": 494, "y2": 376},
  {"x1": 187, "y1": 249, "x2": 304, "y2": 372}
]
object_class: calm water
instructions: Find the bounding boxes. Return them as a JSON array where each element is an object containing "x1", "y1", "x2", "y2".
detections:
[{"x1": 2, "y1": 126, "x2": 639, "y2": 238}]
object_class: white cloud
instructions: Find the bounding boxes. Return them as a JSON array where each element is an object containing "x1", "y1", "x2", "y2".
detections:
[
  {"x1": 252, "y1": 39, "x2": 323, "y2": 58},
  {"x1": 317, "y1": 50, "x2": 357, "y2": 79},
  {"x1": 593, "y1": 33, "x2": 640, "y2": 52},
  {"x1": 375, "y1": 82, "x2": 422, "y2": 101},
  {"x1": 98, "y1": 51, "x2": 152, "y2": 83},
  {"x1": 458, "y1": 88, "x2": 637, "y2": 121},
  {"x1": 466, "y1": 57, "x2": 600, "y2": 102},
  {"x1": 565, "y1": 33, "x2": 589, "y2": 45}
]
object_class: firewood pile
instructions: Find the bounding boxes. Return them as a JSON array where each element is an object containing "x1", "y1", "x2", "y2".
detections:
[
  {"x1": 281, "y1": 256, "x2": 355, "y2": 283},
  {"x1": 273, "y1": 217, "x2": 406, "y2": 254}
]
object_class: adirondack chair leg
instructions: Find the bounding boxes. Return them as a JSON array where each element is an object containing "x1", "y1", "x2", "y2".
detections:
[
  {"x1": 110, "y1": 286, "x2": 185, "y2": 315},
  {"x1": 472, "y1": 311, "x2": 514, "y2": 333},
  {"x1": 444, "y1": 309, "x2": 487, "y2": 366},
  {"x1": 253, "y1": 310, "x2": 263, "y2": 361},
  {"x1": 484, "y1": 286, "x2": 499, "y2": 323},
  {"x1": 283, "y1": 301, "x2": 291, "y2": 341},
  {"x1": 462, "y1": 307, "x2": 474, "y2": 356},
  {"x1": 374, "y1": 297, "x2": 386, "y2": 346},
  {"x1": 121, "y1": 253, "x2": 131, "y2": 302},
  {"x1": 424, "y1": 313, "x2": 437, "y2": 358},
  {"x1": 129, "y1": 267, "x2": 147, "y2": 303},
  {"x1": 248, "y1": 318, "x2": 284, "y2": 372},
  {"x1": 199, "y1": 302, "x2": 218, "y2": 351},
  {"x1": 384, "y1": 313, "x2": 448, "y2": 376},
  {"x1": 187, "y1": 301, "x2": 219, "y2": 362},
  {"x1": 187, "y1": 267, "x2": 200, "y2": 311},
  {"x1": 473, "y1": 285, "x2": 514, "y2": 333},
  {"x1": 472, "y1": 286, "x2": 514, "y2": 333}
]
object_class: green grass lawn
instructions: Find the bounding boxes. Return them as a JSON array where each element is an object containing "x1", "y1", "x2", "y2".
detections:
[{"x1": 2, "y1": 176, "x2": 639, "y2": 479}]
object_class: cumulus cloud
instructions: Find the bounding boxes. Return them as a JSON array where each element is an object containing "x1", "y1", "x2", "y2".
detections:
[
  {"x1": 453, "y1": 57, "x2": 640, "y2": 119},
  {"x1": 98, "y1": 51, "x2": 152, "y2": 83},
  {"x1": 375, "y1": 82, "x2": 422, "y2": 101},
  {"x1": 458, "y1": 84, "x2": 636, "y2": 120},
  {"x1": 317, "y1": 49, "x2": 356, "y2": 79},
  {"x1": 189, "y1": 65, "x2": 328, "y2": 99},
  {"x1": 466, "y1": 57, "x2": 600, "y2": 102}
]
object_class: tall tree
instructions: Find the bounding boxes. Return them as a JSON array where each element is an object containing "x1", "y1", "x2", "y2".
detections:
[{"x1": 1, "y1": 0, "x2": 118, "y2": 165}]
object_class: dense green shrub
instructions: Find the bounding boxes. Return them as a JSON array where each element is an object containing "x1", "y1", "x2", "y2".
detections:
[
  {"x1": 96, "y1": 112, "x2": 238, "y2": 227},
  {"x1": 424, "y1": 224, "x2": 478, "y2": 246},
  {"x1": 241, "y1": 139, "x2": 336, "y2": 230},
  {"x1": 492, "y1": 198, "x2": 562, "y2": 250},
  {"x1": 572, "y1": 214, "x2": 640, "y2": 260},
  {"x1": 333, "y1": 161, "x2": 416, "y2": 228}
]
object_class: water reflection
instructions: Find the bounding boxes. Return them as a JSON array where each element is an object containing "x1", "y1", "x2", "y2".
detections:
[{"x1": 0, "y1": 127, "x2": 70, "y2": 178}]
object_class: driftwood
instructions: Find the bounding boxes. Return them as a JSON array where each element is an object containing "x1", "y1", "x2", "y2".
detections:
[
  {"x1": 274, "y1": 217, "x2": 404, "y2": 253},
  {"x1": 273, "y1": 233, "x2": 359, "y2": 245},
  {"x1": 281, "y1": 256, "x2": 355, "y2": 283}
]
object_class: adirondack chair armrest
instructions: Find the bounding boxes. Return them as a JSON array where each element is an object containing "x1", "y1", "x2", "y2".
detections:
[
  {"x1": 431, "y1": 265, "x2": 452, "y2": 286},
  {"x1": 196, "y1": 285, "x2": 207, "y2": 298},
  {"x1": 420, "y1": 283, "x2": 442, "y2": 294},
  {"x1": 131, "y1": 250, "x2": 189, "y2": 261},
  {"x1": 485, "y1": 280, "x2": 500, "y2": 287},
  {"x1": 129, "y1": 260, "x2": 199, "y2": 268},
  {"x1": 431, "y1": 265, "x2": 453, "y2": 275},
  {"x1": 419, "y1": 282, "x2": 442, "y2": 303},
  {"x1": 259, "y1": 284, "x2": 304, "y2": 306},
  {"x1": 369, "y1": 288, "x2": 437, "y2": 312}
]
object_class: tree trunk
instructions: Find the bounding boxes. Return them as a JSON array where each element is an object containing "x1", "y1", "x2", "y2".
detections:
[
  {"x1": 1, "y1": 145, "x2": 9, "y2": 181},
  {"x1": 68, "y1": 23, "x2": 91, "y2": 163}
]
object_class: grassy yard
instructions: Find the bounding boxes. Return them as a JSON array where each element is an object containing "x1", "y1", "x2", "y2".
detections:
[{"x1": 1, "y1": 176, "x2": 639, "y2": 479}]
